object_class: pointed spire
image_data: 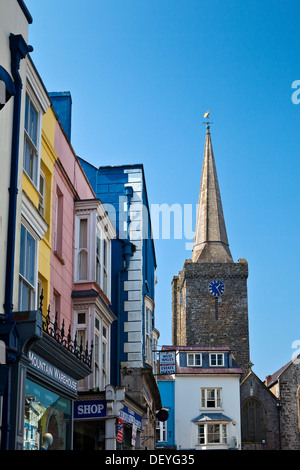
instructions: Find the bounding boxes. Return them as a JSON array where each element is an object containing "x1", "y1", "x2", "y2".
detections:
[{"x1": 192, "y1": 123, "x2": 233, "y2": 263}]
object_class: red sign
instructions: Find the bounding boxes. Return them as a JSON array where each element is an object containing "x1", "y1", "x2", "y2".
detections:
[{"x1": 117, "y1": 418, "x2": 124, "y2": 443}]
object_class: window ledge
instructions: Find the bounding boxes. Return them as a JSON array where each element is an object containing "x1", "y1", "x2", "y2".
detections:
[{"x1": 54, "y1": 250, "x2": 65, "y2": 265}]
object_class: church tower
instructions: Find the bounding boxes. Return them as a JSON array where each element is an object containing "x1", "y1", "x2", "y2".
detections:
[{"x1": 172, "y1": 119, "x2": 250, "y2": 373}]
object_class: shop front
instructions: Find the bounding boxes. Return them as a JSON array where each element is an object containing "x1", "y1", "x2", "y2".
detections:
[
  {"x1": 73, "y1": 391, "x2": 144, "y2": 450},
  {"x1": 24, "y1": 352, "x2": 78, "y2": 450},
  {"x1": 117, "y1": 404, "x2": 143, "y2": 450},
  {"x1": 0, "y1": 309, "x2": 92, "y2": 450}
]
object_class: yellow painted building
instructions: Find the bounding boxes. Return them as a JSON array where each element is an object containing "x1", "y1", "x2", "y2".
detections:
[
  {"x1": 20, "y1": 99, "x2": 56, "y2": 312},
  {"x1": 38, "y1": 107, "x2": 57, "y2": 310}
]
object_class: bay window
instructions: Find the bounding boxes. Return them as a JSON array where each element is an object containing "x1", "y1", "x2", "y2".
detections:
[
  {"x1": 94, "y1": 317, "x2": 109, "y2": 390},
  {"x1": 197, "y1": 423, "x2": 228, "y2": 445},
  {"x1": 74, "y1": 200, "x2": 112, "y2": 300}
]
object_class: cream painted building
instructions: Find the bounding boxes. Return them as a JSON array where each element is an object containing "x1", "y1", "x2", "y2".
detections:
[{"x1": 0, "y1": 0, "x2": 32, "y2": 316}]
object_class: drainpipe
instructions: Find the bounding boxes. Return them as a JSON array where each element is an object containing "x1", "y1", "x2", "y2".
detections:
[
  {"x1": 116, "y1": 186, "x2": 133, "y2": 386},
  {"x1": 3, "y1": 34, "x2": 33, "y2": 321}
]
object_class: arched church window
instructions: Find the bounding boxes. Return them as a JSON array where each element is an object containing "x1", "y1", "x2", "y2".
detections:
[{"x1": 241, "y1": 398, "x2": 266, "y2": 443}]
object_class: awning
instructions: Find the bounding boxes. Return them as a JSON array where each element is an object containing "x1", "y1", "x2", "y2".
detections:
[{"x1": 192, "y1": 413, "x2": 232, "y2": 423}]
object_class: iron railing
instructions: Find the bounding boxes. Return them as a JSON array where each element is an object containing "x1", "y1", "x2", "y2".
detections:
[{"x1": 39, "y1": 290, "x2": 93, "y2": 368}]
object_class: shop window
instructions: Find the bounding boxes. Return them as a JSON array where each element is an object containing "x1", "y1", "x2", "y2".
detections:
[
  {"x1": 24, "y1": 379, "x2": 72, "y2": 450},
  {"x1": 19, "y1": 224, "x2": 36, "y2": 311},
  {"x1": 24, "y1": 93, "x2": 39, "y2": 186}
]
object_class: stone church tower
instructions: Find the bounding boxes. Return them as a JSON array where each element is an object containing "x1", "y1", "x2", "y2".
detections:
[{"x1": 172, "y1": 123, "x2": 250, "y2": 373}]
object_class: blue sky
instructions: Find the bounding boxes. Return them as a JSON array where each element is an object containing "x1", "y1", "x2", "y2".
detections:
[{"x1": 26, "y1": 0, "x2": 300, "y2": 381}]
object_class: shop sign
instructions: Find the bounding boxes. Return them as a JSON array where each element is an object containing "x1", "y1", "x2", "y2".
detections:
[
  {"x1": 119, "y1": 405, "x2": 142, "y2": 431},
  {"x1": 28, "y1": 352, "x2": 77, "y2": 393},
  {"x1": 159, "y1": 351, "x2": 176, "y2": 374},
  {"x1": 74, "y1": 400, "x2": 106, "y2": 419}
]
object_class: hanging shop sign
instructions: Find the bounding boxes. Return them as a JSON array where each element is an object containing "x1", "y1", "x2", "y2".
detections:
[
  {"x1": 119, "y1": 405, "x2": 142, "y2": 431},
  {"x1": 28, "y1": 351, "x2": 77, "y2": 394},
  {"x1": 74, "y1": 400, "x2": 106, "y2": 419},
  {"x1": 159, "y1": 351, "x2": 176, "y2": 374}
]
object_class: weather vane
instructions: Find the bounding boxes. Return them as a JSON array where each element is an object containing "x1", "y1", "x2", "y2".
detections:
[{"x1": 202, "y1": 109, "x2": 214, "y2": 130}]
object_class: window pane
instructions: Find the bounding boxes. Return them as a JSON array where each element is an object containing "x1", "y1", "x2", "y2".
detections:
[
  {"x1": 195, "y1": 354, "x2": 201, "y2": 365},
  {"x1": 198, "y1": 425, "x2": 205, "y2": 444},
  {"x1": 27, "y1": 231, "x2": 35, "y2": 285},
  {"x1": 207, "y1": 424, "x2": 220, "y2": 443},
  {"x1": 20, "y1": 225, "x2": 36, "y2": 286},
  {"x1": 79, "y1": 251, "x2": 87, "y2": 280},
  {"x1": 79, "y1": 219, "x2": 87, "y2": 248},
  {"x1": 25, "y1": 95, "x2": 38, "y2": 145},
  {"x1": 19, "y1": 280, "x2": 31, "y2": 311},
  {"x1": 19, "y1": 224, "x2": 26, "y2": 277}
]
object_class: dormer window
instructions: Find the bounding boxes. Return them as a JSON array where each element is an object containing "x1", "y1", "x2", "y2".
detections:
[
  {"x1": 209, "y1": 353, "x2": 224, "y2": 367},
  {"x1": 187, "y1": 353, "x2": 202, "y2": 367}
]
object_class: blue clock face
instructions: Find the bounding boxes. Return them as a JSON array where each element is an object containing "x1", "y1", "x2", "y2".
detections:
[{"x1": 208, "y1": 280, "x2": 225, "y2": 297}]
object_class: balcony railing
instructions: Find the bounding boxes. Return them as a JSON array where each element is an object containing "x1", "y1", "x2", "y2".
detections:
[{"x1": 39, "y1": 291, "x2": 93, "y2": 368}]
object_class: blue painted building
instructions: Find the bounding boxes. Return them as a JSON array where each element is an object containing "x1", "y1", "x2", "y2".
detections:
[
  {"x1": 156, "y1": 379, "x2": 176, "y2": 449},
  {"x1": 78, "y1": 159, "x2": 161, "y2": 449}
]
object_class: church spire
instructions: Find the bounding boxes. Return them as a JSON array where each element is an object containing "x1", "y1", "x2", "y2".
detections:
[{"x1": 192, "y1": 116, "x2": 233, "y2": 263}]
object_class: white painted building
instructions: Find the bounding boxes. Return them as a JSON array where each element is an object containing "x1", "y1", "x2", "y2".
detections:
[{"x1": 158, "y1": 346, "x2": 243, "y2": 450}]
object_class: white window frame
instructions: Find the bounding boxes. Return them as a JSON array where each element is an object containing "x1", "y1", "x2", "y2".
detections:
[
  {"x1": 187, "y1": 353, "x2": 202, "y2": 367},
  {"x1": 209, "y1": 353, "x2": 224, "y2": 367},
  {"x1": 23, "y1": 91, "x2": 41, "y2": 187},
  {"x1": 74, "y1": 201, "x2": 113, "y2": 301},
  {"x1": 201, "y1": 388, "x2": 222, "y2": 409},
  {"x1": 94, "y1": 315, "x2": 110, "y2": 390},
  {"x1": 156, "y1": 419, "x2": 167, "y2": 442},
  {"x1": 19, "y1": 222, "x2": 37, "y2": 311}
]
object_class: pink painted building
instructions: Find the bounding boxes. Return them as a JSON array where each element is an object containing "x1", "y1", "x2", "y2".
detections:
[{"x1": 48, "y1": 100, "x2": 116, "y2": 393}]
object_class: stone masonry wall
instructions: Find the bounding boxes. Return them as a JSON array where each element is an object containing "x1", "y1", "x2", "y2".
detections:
[
  {"x1": 278, "y1": 362, "x2": 300, "y2": 450},
  {"x1": 173, "y1": 259, "x2": 250, "y2": 373}
]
